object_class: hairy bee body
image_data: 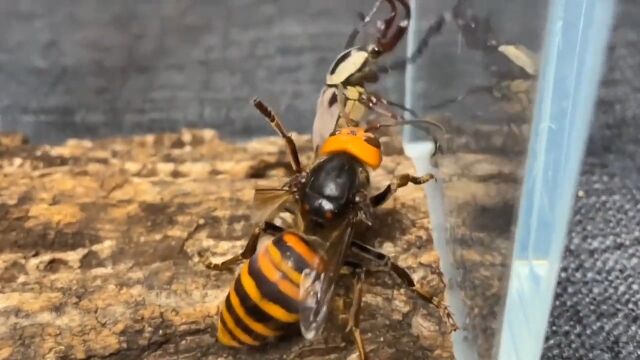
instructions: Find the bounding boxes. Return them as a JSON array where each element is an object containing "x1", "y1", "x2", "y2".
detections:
[{"x1": 216, "y1": 231, "x2": 323, "y2": 347}]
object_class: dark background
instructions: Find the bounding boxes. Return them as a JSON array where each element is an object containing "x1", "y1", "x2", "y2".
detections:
[
  {"x1": 0, "y1": 0, "x2": 377, "y2": 144},
  {"x1": 0, "y1": 0, "x2": 637, "y2": 358}
]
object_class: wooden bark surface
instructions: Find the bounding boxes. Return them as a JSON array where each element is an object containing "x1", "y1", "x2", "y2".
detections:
[{"x1": 0, "y1": 129, "x2": 452, "y2": 360}]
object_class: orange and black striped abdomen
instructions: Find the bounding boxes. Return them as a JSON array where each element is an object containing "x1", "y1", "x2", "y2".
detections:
[{"x1": 216, "y1": 231, "x2": 323, "y2": 347}]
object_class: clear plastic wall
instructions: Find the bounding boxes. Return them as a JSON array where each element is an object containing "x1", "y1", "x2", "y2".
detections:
[
  {"x1": 403, "y1": 0, "x2": 617, "y2": 359},
  {"x1": 0, "y1": 1, "x2": 618, "y2": 359}
]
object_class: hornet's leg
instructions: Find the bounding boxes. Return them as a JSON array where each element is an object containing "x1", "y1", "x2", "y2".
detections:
[
  {"x1": 198, "y1": 221, "x2": 284, "y2": 271},
  {"x1": 252, "y1": 98, "x2": 303, "y2": 173},
  {"x1": 287, "y1": 343, "x2": 346, "y2": 360},
  {"x1": 370, "y1": 173, "x2": 436, "y2": 208},
  {"x1": 349, "y1": 240, "x2": 415, "y2": 287},
  {"x1": 343, "y1": 261, "x2": 368, "y2": 360},
  {"x1": 348, "y1": 242, "x2": 458, "y2": 333}
]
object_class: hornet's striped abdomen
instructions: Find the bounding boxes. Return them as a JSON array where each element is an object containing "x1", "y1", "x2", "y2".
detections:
[{"x1": 216, "y1": 231, "x2": 324, "y2": 347}]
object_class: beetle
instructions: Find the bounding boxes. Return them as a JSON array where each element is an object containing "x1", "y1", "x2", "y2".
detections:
[
  {"x1": 312, "y1": 0, "x2": 449, "y2": 152},
  {"x1": 425, "y1": 0, "x2": 539, "y2": 113}
]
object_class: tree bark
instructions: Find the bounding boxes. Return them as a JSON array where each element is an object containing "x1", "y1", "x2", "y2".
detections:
[{"x1": 0, "y1": 129, "x2": 453, "y2": 360}]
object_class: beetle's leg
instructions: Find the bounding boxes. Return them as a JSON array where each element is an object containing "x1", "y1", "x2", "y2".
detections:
[
  {"x1": 344, "y1": 0, "x2": 386, "y2": 49},
  {"x1": 377, "y1": 0, "x2": 410, "y2": 54},
  {"x1": 357, "y1": 91, "x2": 416, "y2": 123},
  {"x1": 369, "y1": 94, "x2": 419, "y2": 118},
  {"x1": 377, "y1": 0, "x2": 398, "y2": 41},
  {"x1": 252, "y1": 97, "x2": 303, "y2": 174},
  {"x1": 452, "y1": 0, "x2": 500, "y2": 52},
  {"x1": 347, "y1": 0, "x2": 399, "y2": 49},
  {"x1": 381, "y1": 12, "x2": 447, "y2": 73},
  {"x1": 370, "y1": 173, "x2": 436, "y2": 208},
  {"x1": 425, "y1": 84, "x2": 495, "y2": 110},
  {"x1": 198, "y1": 221, "x2": 284, "y2": 271}
]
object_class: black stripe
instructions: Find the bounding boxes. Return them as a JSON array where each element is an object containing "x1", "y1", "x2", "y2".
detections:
[
  {"x1": 248, "y1": 256, "x2": 299, "y2": 315},
  {"x1": 219, "y1": 312, "x2": 244, "y2": 345},
  {"x1": 328, "y1": 91, "x2": 338, "y2": 107},
  {"x1": 233, "y1": 277, "x2": 284, "y2": 327},
  {"x1": 329, "y1": 49, "x2": 355, "y2": 75},
  {"x1": 272, "y1": 235, "x2": 314, "y2": 274},
  {"x1": 225, "y1": 295, "x2": 268, "y2": 343}
]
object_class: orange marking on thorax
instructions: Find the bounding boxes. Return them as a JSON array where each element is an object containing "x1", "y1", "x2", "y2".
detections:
[{"x1": 319, "y1": 127, "x2": 382, "y2": 169}]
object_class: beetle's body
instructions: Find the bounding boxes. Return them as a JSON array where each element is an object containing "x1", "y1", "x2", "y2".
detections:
[
  {"x1": 326, "y1": 48, "x2": 372, "y2": 86},
  {"x1": 312, "y1": 0, "x2": 411, "y2": 151},
  {"x1": 312, "y1": 0, "x2": 448, "y2": 151},
  {"x1": 313, "y1": 45, "x2": 389, "y2": 152},
  {"x1": 312, "y1": 85, "x2": 368, "y2": 151}
]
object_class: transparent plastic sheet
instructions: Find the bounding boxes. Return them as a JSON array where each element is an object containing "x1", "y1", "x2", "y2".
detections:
[
  {"x1": 403, "y1": 0, "x2": 617, "y2": 359},
  {"x1": 498, "y1": 1, "x2": 617, "y2": 359}
]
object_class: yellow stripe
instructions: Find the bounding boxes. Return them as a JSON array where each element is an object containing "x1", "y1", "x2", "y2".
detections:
[
  {"x1": 282, "y1": 232, "x2": 322, "y2": 270},
  {"x1": 216, "y1": 320, "x2": 241, "y2": 347},
  {"x1": 239, "y1": 263, "x2": 299, "y2": 323},
  {"x1": 267, "y1": 243, "x2": 301, "y2": 285},
  {"x1": 220, "y1": 304, "x2": 260, "y2": 346},
  {"x1": 257, "y1": 250, "x2": 300, "y2": 301},
  {"x1": 229, "y1": 288, "x2": 281, "y2": 337}
]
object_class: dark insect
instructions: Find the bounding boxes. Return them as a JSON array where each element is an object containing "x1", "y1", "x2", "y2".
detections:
[
  {"x1": 425, "y1": 0, "x2": 539, "y2": 112},
  {"x1": 199, "y1": 98, "x2": 456, "y2": 359},
  {"x1": 312, "y1": 0, "x2": 449, "y2": 151}
]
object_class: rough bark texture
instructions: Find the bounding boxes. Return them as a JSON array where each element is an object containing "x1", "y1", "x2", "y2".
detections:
[{"x1": 0, "y1": 129, "x2": 452, "y2": 360}]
